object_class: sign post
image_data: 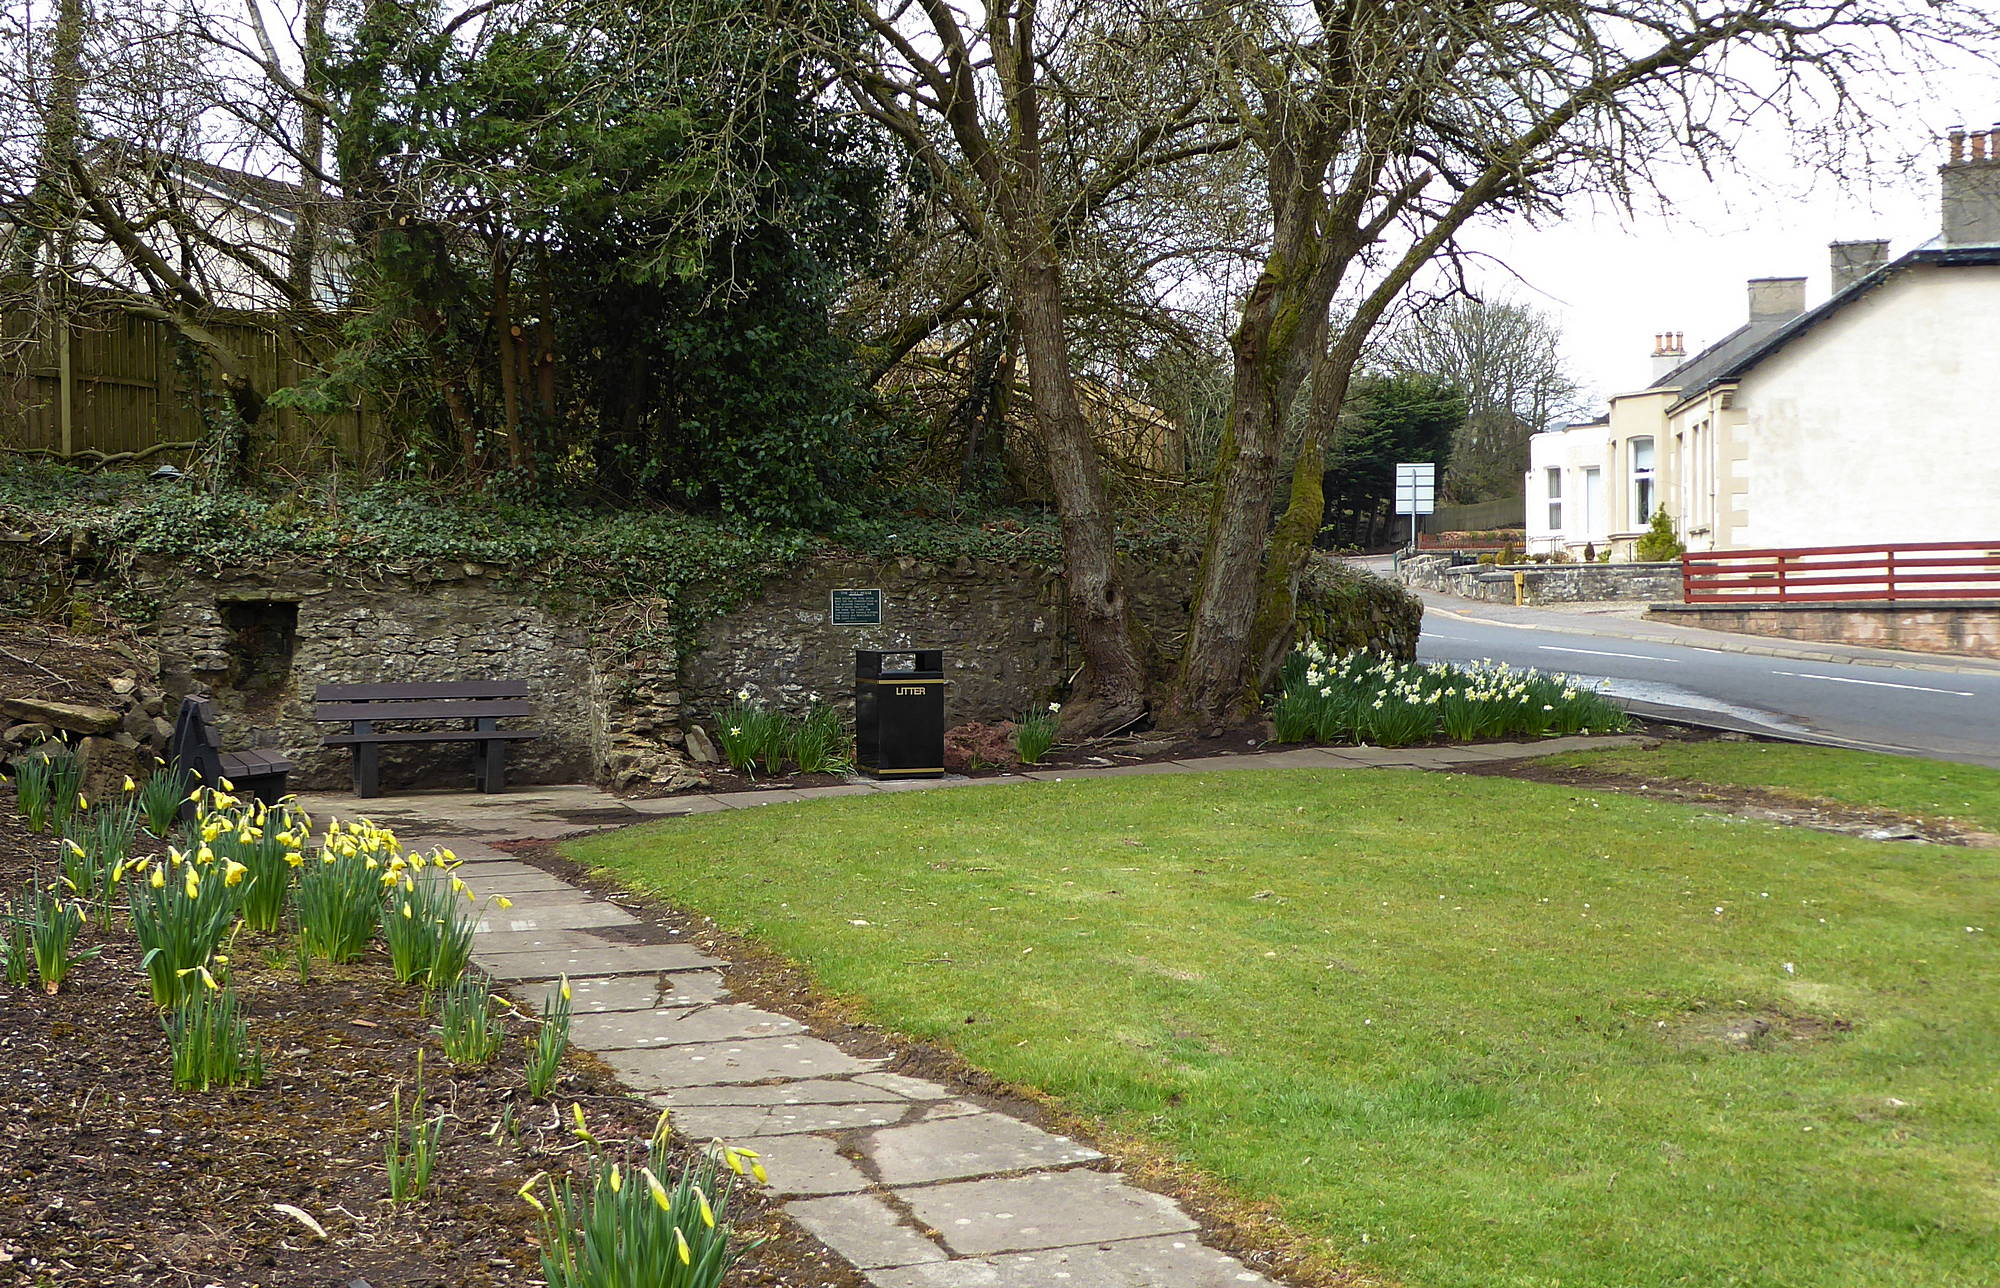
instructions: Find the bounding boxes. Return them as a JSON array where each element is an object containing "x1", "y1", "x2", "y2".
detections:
[{"x1": 1393, "y1": 462, "x2": 1436, "y2": 553}]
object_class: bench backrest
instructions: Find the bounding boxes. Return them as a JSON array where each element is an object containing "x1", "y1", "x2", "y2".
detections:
[
  {"x1": 167, "y1": 696, "x2": 226, "y2": 787},
  {"x1": 313, "y1": 680, "x2": 530, "y2": 702}
]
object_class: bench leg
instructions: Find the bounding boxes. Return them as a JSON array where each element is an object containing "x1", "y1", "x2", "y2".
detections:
[
  {"x1": 480, "y1": 740, "x2": 506, "y2": 793},
  {"x1": 353, "y1": 744, "x2": 381, "y2": 798}
]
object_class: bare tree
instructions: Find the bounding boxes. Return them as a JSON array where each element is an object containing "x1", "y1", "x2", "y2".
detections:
[
  {"x1": 800, "y1": 0, "x2": 1253, "y2": 733},
  {"x1": 1379, "y1": 296, "x2": 1582, "y2": 503},
  {"x1": 1165, "y1": 0, "x2": 2000, "y2": 727}
]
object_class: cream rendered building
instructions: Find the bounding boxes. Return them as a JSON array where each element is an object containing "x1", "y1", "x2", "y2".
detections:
[{"x1": 1528, "y1": 125, "x2": 2000, "y2": 559}]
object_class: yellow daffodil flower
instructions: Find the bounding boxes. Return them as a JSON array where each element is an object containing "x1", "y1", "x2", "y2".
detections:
[
  {"x1": 675, "y1": 1228, "x2": 692, "y2": 1266},
  {"x1": 517, "y1": 1173, "x2": 548, "y2": 1214},
  {"x1": 643, "y1": 1166, "x2": 671, "y2": 1212},
  {"x1": 122, "y1": 775, "x2": 136, "y2": 792},
  {"x1": 184, "y1": 868, "x2": 200, "y2": 900},
  {"x1": 150, "y1": 866, "x2": 165, "y2": 889},
  {"x1": 751, "y1": 1161, "x2": 769, "y2": 1184},
  {"x1": 608, "y1": 1164, "x2": 622, "y2": 1193},
  {"x1": 695, "y1": 1185, "x2": 714, "y2": 1229},
  {"x1": 495, "y1": 895, "x2": 513, "y2": 910},
  {"x1": 223, "y1": 859, "x2": 248, "y2": 887}
]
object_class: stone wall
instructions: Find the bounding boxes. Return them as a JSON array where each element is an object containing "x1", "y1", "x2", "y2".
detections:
[
  {"x1": 1400, "y1": 554, "x2": 1682, "y2": 605},
  {"x1": 1647, "y1": 601, "x2": 2000, "y2": 659},
  {"x1": 148, "y1": 564, "x2": 603, "y2": 792},
  {"x1": 127, "y1": 549, "x2": 1418, "y2": 792},
  {"x1": 682, "y1": 552, "x2": 1422, "y2": 729}
]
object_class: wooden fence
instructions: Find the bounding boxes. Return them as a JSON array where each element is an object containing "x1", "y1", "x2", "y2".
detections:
[
  {"x1": 1, "y1": 299, "x2": 382, "y2": 466},
  {"x1": 1682, "y1": 541, "x2": 2000, "y2": 603}
]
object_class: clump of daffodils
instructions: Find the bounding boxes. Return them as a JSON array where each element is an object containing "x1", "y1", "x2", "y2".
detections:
[
  {"x1": 529, "y1": 1105, "x2": 768, "y2": 1288},
  {"x1": 1273, "y1": 646, "x2": 1629, "y2": 748}
]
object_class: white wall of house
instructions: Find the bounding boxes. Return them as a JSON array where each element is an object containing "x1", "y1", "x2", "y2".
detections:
[
  {"x1": 1526, "y1": 426, "x2": 1615, "y2": 556},
  {"x1": 1727, "y1": 262, "x2": 2000, "y2": 549}
]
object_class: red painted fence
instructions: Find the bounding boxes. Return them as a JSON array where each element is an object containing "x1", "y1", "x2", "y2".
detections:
[{"x1": 1682, "y1": 541, "x2": 2000, "y2": 604}]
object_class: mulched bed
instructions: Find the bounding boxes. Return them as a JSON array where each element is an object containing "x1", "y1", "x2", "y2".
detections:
[{"x1": 0, "y1": 812, "x2": 867, "y2": 1288}]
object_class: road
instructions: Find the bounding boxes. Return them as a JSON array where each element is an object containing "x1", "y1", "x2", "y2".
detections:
[{"x1": 1406, "y1": 593, "x2": 2000, "y2": 768}]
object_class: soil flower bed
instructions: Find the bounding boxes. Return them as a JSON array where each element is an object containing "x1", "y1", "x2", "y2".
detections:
[{"x1": 0, "y1": 796, "x2": 860, "y2": 1287}]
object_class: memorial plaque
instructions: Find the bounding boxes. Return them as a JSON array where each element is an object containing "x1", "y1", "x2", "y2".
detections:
[{"x1": 830, "y1": 588, "x2": 883, "y2": 626}]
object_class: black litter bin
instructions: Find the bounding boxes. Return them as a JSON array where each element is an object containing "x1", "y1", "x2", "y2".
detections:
[{"x1": 855, "y1": 649, "x2": 946, "y2": 778}]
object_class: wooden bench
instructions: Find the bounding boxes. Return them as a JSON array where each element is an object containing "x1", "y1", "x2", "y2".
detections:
[
  {"x1": 313, "y1": 680, "x2": 542, "y2": 798},
  {"x1": 167, "y1": 696, "x2": 294, "y2": 805}
]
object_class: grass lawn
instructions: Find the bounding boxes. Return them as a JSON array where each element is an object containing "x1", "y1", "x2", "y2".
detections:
[
  {"x1": 1539, "y1": 741, "x2": 2000, "y2": 833},
  {"x1": 568, "y1": 771, "x2": 2000, "y2": 1288}
]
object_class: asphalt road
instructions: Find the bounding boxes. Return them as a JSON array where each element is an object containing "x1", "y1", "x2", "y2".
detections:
[{"x1": 1412, "y1": 596, "x2": 2000, "y2": 768}]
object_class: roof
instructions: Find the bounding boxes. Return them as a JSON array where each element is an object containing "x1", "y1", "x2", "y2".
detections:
[{"x1": 1665, "y1": 242, "x2": 2000, "y2": 413}]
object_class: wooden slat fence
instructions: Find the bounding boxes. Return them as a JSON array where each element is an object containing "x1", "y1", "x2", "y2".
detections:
[
  {"x1": 1, "y1": 299, "x2": 383, "y2": 467},
  {"x1": 1682, "y1": 541, "x2": 2000, "y2": 603}
]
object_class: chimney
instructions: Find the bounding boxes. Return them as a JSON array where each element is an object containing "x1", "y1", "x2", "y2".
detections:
[
  {"x1": 1829, "y1": 239, "x2": 1890, "y2": 292},
  {"x1": 1747, "y1": 277, "x2": 1807, "y2": 322},
  {"x1": 1650, "y1": 330, "x2": 1686, "y2": 383},
  {"x1": 1942, "y1": 123, "x2": 2000, "y2": 247}
]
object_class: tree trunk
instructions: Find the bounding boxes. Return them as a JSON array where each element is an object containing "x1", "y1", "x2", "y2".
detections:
[
  {"x1": 1008, "y1": 246, "x2": 1147, "y2": 735},
  {"x1": 287, "y1": 0, "x2": 329, "y2": 310}
]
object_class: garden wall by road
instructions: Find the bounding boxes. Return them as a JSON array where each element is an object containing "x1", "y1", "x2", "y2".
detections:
[
  {"x1": 1647, "y1": 601, "x2": 2000, "y2": 659},
  {"x1": 1400, "y1": 554, "x2": 1682, "y2": 605},
  {"x1": 133, "y1": 552, "x2": 1418, "y2": 793}
]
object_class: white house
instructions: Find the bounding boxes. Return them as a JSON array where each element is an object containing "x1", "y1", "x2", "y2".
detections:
[
  {"x1": 1528, "y1": 124, "x2": 2000, "y2": 559},
  {"x1": 4, "y1": 147, "x2": 350, "y2": 313}
]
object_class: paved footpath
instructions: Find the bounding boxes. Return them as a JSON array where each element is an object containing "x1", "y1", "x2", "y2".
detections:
[{"x1": 298, "y1": 733, "x2": 1642, "y2": 1287}]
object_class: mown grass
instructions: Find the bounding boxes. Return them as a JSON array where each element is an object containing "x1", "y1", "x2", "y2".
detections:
[
  {"x1": 570, "y1": 770, "x2": 2000, "y2": 1288},
  {"x1": 1541, "y1": 741, "x2": 2000, "y2": 833}
]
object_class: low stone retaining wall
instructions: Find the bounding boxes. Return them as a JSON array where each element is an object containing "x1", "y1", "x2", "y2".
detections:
[
  {"x1": 1647, "y1": 601, "x2": 2000, "y2": 659},
  {"x1": 1400, "y1": 555, "x2": 1682, "y2": 605},
  {"x1": 130, "y1": 551, "x2": 1419, "y2": 793}
]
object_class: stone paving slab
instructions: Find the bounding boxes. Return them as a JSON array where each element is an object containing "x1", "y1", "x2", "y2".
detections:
[
  {"x1": 853, "y1": 1072, "x2": 963, "y2": 1101},
  {"x1": 671, "y1": 1099, "x2": 925, "y2": 1139},
  {"x1": 784, "y1": 1193, "x2": 950, "y2": 1270},
  {"x1": 508, "y1": 971, "x2": 727, "y2": 1013},
  {"x1": 651, "y1": 1078, "x2": 908, "y2": 1107},
  {"x1": 861, "y1": 1113, "x2": 1103, "y2": 1186},
  {"x1": 898, "y1": 1171, "x2": 1195, "y2": 1257},
  {"x1": 474, "y1": 939, "x2": 722, "y2": 981},
  {"x1": 602, "y1": 1034, "x2": 878, "y2": 1089},
  {"x1": 568, "y1": 1003, "x2": 805, "y2": 1050},
  {"x1": 864, "y1": 1234, "x2": 1279, "y2": 1288},
  {"x1": 706, "y1": 788, "x2": 813, "y2": 808},
  {"x1": 625, "y1": 795, "x2": 733, "y2": 815},
  {"x1": 724, "y1": 1132, "x2": 870, "y2": 1196},
  {"x1": 429, "y1": 865, "x2": 579, "y2": 894},
  {"x1": 473, "y1": 901, "x2": 639, "y2": 934}
]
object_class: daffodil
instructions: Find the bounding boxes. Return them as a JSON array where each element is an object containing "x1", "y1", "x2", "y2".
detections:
[
  {"x1": 559, "y1": 974, "x2": 571, "y2": 1002},
  {"x1": 150, "y1": 866, "x2": 165, "y2": 889},
  {"x1": 223, "y1": 859, "x2": 248, "y2": 887},
  {"x1": 608, "y1": 1163, "x2": 622, "y2": 1193},
  {"x1": 695, "y1": 1185, "x2": 714, "y2": 1228},
  {"x1": 184, "y1": 868, "x2": 200, "y2": 900},
  {"x1": 643, "y1": 1166, "x2": 671, "y2": 1212},
  {"x1": 570, "y1": 1102, "x2": 597, "y2": 1146},
  {"x1": 751, "y1": 1160, "x2": 769, "y2": 1184},
  {"x1": 122, "y1": 775, "x2": 136, "y2": 792},
  {"x1": 675, "y1": 1227, "x2": 692, "y2": 1265},
  {"x1": 495, "y1": 895, "x2": 512, "y2": 910},
  {"x1": 517, "y1": 1173, "x2": 548, "y2": 1214}
]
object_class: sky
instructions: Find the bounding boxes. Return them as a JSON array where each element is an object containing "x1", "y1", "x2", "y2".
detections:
[{"x1": 1457, "y1": 85, "x2": 1997, "y2": 412}]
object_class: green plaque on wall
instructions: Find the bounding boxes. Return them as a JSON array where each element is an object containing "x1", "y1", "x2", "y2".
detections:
[{"x1": 830, "y1": 588, "x2": 883, "y2": 626}]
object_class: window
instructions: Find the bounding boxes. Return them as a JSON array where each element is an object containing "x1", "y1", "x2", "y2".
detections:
[
  {"x1": 1545, "y1": 468, "x2": 1563, "y2": 530},
  {"x1": 1630, "y1": 437, "x2": 1656, "y2": 524}
]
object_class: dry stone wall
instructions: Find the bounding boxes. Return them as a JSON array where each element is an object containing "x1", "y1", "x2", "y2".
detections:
[{"x1": 123, "y1": 549, "x2": 1417, "y2": 793}]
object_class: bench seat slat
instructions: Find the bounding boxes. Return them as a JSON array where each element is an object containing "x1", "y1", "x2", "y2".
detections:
[
  {"x1": 322, "y1": 730, "x2": 540, "y2": 747},
  {"x1": 314, "y1": 700, "x2": 536, "y2": 722},
  {"x1": 314, "y1": 681, "x2": 530, "y2": 701},
  {"x1": 220, "y1": 749, "x2": 294, "y2": 774}
]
